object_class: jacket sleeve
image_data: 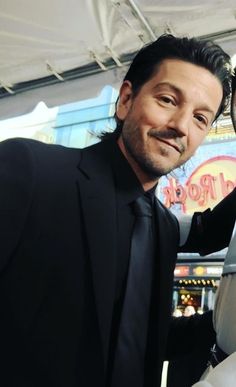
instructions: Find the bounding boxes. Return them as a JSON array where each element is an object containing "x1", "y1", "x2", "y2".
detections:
[
  {"x1": 0, "y1": 139, "x2": 34, "y2": 271},
  {"x1": 166, "y1": 311, "x2": 215, "y2": 360},
  {"x1": 180, "y1": 188, "x2": 236, "y2": 255}
]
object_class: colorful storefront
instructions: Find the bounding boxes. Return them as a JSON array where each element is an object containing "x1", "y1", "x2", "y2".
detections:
[{"x1": 158, "y1": 121, "x2": 236, "y2": 315}]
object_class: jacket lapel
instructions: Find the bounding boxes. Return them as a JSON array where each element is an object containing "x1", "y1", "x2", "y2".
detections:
[
  {"x1": 76, "y1": 142, "x2": 117, "y2": 371},
  {"x1": 155, "y1": 200, "x2": 177, "y2": 286},
  {"x1": 154, "y1": 199, "x2": 179, "y2": 349}
]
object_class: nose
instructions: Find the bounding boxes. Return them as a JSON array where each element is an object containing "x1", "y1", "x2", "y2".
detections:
[{"x1": 167, "y1": 108, "x2": 190, "y2": 137}]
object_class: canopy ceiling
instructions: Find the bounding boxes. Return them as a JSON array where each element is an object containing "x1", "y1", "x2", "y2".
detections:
[{"x1": 0, "y1": 0, "x2": 236, "y2": 119}]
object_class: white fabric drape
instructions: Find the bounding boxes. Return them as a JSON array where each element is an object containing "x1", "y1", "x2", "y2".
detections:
[{"x1": 192, "y1": 352, "x2": 236, "y2": 386}]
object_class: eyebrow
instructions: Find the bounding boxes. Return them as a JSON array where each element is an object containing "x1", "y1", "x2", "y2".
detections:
[
  {"x1": 152, "y1": 82, "x2": 181, "y2": 95},
  {"x1": 152, "y1": 82, "x2": 216, "y2": 119}
]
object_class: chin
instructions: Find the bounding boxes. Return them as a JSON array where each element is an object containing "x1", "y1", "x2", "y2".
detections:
[
  {"x1": 141, "y1": 161, "x2": 174, "y2": 179},
  {"x1": 151, "y1": 158, "x2": 178, "y2": 176}
]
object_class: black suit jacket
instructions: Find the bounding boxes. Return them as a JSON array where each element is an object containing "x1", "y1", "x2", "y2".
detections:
[{"x1": 0, "y1": 137, "x2": 235, "y2": 387}]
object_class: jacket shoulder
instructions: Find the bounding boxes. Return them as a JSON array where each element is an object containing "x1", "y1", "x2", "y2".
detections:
[{"x1": 156, "y1": 197, "x2": 178, "y2": 226}]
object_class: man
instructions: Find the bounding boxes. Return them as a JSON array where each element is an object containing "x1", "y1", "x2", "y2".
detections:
[
  {"x1": 192, "y1": 225, "x2": 236, "y2": 387},
  {"x1": 0, "y1": 34, "x2": 234, "y2": 387}
]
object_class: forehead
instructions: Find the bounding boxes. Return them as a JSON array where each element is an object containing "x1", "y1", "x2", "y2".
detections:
[
  {"x1": 142, "y1": 58, "x2": 223, "y2": 114},
  {"x1": 147, "y1": 58, "x2": 220, "y2": 87}
]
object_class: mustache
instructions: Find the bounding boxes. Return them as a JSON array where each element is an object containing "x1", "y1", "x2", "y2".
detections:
[{"x1": 148, "y1": 129, "x2": 185, "y2": 154}]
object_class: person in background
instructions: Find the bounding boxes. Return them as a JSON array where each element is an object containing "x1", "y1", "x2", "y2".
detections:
[
  {"x1": 172, "y1": 308, "x2": 183, "y2": 317},
  {"x1": 168, "y1": 69, "x2": 236, "y2": 387},
  {"x1": 0, "y1": 34, "x2": 234, "y2": 387},
  {"x1": 191, "y1": 66, "x2": 236, "y2": 387},
  {"x1": 192, "y1": 223, "x2": 236, "y2": 387},
  {"x1": 184, "y1": 305, "x2": 196, "y2": 317}
]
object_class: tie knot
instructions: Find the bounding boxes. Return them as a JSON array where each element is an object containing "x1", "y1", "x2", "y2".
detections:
[{"x1": 133, "y1": 195, "x2": 153, "y2": 217}]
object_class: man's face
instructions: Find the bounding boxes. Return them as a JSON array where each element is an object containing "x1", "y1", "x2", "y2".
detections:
[{"x1": 116, "y1": 59, "x2": 223, "y2": 187}]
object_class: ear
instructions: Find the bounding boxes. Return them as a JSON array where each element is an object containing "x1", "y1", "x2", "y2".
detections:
[{"x1": 116, "y1": 80, "x2": 133, "y2": 120}]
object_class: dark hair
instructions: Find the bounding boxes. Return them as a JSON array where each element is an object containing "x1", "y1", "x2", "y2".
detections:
[
  {"x1": 108, "y1": 34, "x2": 231, "y2": 138},
  {"x1": 231, "y1": 67, "x2": 236, "y2": 132}
]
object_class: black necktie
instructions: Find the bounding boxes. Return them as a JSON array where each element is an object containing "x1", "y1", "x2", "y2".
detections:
[{"x1": 111, "y1": 194, "x2": 154, "y2": 387}]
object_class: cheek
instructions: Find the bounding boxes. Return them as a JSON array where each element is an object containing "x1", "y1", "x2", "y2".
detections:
[
  {"x1": 186, "y1": 130, "x2": 206, "y2": 154},
  {"x1": 142, "y1": 104, "x2": 165, "y2": 125},
  {"x1": 126, "y1": 108, "x2": 147, "y2": 134},
  {"x1": 125, "y1": 101, "x2": 168, "y2": 136}
]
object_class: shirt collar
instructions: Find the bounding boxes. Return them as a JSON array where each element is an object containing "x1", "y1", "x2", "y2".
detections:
[
  {"x1": 108, "y1": 139, "x2": 144, "y2": 207},
  {"x1": 107, "y1": 138, "x2": 158, "y2": 208}
]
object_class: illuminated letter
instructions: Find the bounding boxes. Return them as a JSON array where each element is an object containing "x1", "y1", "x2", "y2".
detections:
[
  {"x1": 198, "y1": 174, "x2": 217, "y2": 206},
  {"x1": 219, "y1": 173, "x2": 235, "y2": 197},
  {"x1": 188, "y1": 184, "x2": 201, "y2": 202},
  {"x1": 162, "y1": 178, "x2": 176, "y2": 208}
]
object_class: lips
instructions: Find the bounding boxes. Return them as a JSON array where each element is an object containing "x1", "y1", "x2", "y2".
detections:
[{"x1": 151, "y1": 135, "x2": 182, "y2": 154}]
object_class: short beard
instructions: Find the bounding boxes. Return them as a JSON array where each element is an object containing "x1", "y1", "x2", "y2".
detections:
[{"x1": 122, "y1": 128, "x2": 174, "y2": 179}]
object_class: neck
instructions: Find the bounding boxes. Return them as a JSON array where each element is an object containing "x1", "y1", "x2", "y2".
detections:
[{"x1": 117, "y1": 136, "x2": 159, "y2": 192}]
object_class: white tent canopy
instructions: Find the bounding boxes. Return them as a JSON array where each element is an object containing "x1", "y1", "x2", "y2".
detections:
[{"x1": 0, "y1": 0, "x2": 236, "y2": 119}]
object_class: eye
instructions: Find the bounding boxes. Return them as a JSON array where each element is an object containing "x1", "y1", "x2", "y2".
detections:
[
  {"x1": 194, "y1": 114, "x2": 208, "y2": 127},
  {"x1": 158, "y1": 95, "x2": 176, "y2": 106}
]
